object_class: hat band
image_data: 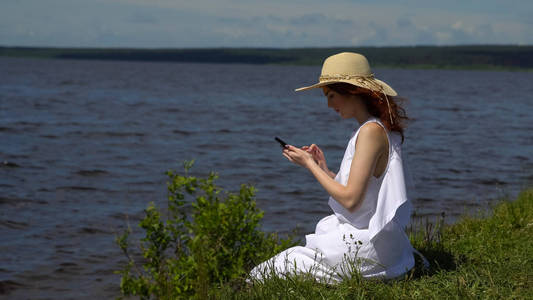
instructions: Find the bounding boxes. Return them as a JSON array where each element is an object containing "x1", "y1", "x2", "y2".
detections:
[
  {"x1": 319, "y1": 73, "x2": 384, "y2": 93},
  {"x1": 319, "y1": 73, "x2": 375, "y2": 83}
]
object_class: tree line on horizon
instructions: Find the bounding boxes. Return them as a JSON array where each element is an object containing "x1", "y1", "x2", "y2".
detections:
[{"x1": 1, "y1": 45, "x2": 532, "y2": 70}]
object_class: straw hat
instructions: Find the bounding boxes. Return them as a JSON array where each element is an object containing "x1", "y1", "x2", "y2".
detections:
[{"x1": 295, "y1": 52, "x2": 397, "y2": 96}]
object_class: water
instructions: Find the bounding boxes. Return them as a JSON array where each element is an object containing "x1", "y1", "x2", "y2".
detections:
[{"x1": 1, "y1": 57, "x2": 532, "y2": 298}]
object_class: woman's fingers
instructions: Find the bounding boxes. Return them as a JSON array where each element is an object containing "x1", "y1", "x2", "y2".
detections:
[
  {"x1": 282, "y1": 148, "x2": 297, "y2": 163},
  {"x1": 288, "y1": 144, "x2": 318, "y2": 153},
  {"x1": 310, "y1": 144, "x2": 323, "y2": 155},
  {"x1": 309, "y1": 144, "x2": 319, "y2": 156},
  {"x1": 282, "y1": 152, "x2": 293, "y2": 162},
  {"x1": 285, "y1": 145, "x2": 297, "y2": 152},
  {"x1": 283, "y1": 145, "x2": 312, "y2": 166},
  {"x1": 308, "y1": 144, "x2": 320, "y2": 158}
]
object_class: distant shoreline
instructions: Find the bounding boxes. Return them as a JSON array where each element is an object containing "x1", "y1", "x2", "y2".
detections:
[{"x1": 2, "y1": 45, "x2": 533, "y2": 71}]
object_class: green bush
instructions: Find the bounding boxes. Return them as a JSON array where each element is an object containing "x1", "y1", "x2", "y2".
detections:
[{"x1": 115, "y1": 161, "x2": 296, "y2": 299}]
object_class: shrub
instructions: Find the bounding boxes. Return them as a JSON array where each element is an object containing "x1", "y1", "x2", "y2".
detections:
[{"x1": 115, "y1": 161, "x2": 296, "y2": 299}]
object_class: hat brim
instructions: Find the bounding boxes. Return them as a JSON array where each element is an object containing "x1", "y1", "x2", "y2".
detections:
[{"x1": 295, "y1": 78, "x2": 397, "y2": 97}]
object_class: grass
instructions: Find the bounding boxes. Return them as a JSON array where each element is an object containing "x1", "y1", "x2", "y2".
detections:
[
  {"x1": 114, "y1": 167, "x2": 532, "y2": 299},
  {"x1": 213, "y1": 188, "x2": 533, "y2": 299}
]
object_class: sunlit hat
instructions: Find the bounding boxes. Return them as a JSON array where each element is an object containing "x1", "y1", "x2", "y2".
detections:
[{"x1": 295, "y1": 52, "x2": 397, "y2": 96}]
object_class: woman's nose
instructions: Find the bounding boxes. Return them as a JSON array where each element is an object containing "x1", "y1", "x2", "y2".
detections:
[{"x1": 327, "y1": 98, "x2": 332, "y2": 107}]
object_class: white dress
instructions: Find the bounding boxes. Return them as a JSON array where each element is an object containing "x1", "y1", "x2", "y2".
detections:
[{"x1": 250, "y1": 118, "x2": 417, "y2": 282}]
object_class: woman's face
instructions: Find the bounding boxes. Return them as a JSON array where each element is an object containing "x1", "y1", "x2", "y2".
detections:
[{"x1": 322, "y1": 86, "x2": 361, "y2": 119}]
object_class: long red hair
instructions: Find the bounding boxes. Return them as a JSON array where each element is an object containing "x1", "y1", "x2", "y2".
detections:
[{"x1": 326, "y1": 82, "x2": 409, "y2": 142}]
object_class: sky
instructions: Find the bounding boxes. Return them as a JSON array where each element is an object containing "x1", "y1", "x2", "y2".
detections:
[{"x1": 2, "y1": 0, "x2": 532, "y2": 48}]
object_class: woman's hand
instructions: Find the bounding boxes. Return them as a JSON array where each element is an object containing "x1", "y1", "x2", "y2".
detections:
[
  {"x1": 282, "y1": 144, "x2": 336, "y2": 178},
  {"x1": 302, "y1": 144, "x2": 327, "y2": 170},
  {"x1": 301, "y1": 144, "x2": 335, "y2": 178},
  {"x1": 282, "y1": 145, "x2": 315, "y2": 168}
]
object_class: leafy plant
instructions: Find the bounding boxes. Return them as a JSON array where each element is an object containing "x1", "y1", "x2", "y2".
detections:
[{"x1": 116, "y1": 161, "x2": 296, "y2": 299}]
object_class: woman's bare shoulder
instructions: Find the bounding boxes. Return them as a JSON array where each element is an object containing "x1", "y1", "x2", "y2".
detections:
[
  {"x1": 359, "y1": 122, "x2": 386, "y2": 137},
  {"x1": 357, "y1": 122, "x2": 388, "y2": 147}
]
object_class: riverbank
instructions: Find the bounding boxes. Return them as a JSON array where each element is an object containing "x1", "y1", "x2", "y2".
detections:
[
  {"x1": 114, "y1": 165, "x2": 532, "y2": 299},
  {"x1": 220, "y1": 188, "x2": 533, "y2": 299},
  {"x1": 2, "y1": 45, "x2": 533, "y2": 70}
]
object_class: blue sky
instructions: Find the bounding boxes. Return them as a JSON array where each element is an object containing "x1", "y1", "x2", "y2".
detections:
[{"x1": 2, "y1": 0, "x2": 532, "y2": 48}]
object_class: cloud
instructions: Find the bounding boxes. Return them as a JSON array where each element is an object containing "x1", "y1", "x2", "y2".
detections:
[
  {"x1": 126, "y1": 12, "x2": 158, "y2": 24},
  {"x1": 1, "y1": 0, "x2": 532, "y2": 47},
  {"x1": 396, "y1": 18, "x2": 414, "y2": 29},
  {"x1": 289, "y1": 13, "x2": 328, "y2": 25}
]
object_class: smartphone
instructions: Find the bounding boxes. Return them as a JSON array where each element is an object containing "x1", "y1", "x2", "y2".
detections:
[{"x1": 274, "y1": 136, "x2": 288, "y2": 148}]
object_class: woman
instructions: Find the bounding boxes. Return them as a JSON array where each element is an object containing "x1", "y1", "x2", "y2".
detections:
[{"x1": 250, "y1": 52, "x2": 424, "y2": 283}]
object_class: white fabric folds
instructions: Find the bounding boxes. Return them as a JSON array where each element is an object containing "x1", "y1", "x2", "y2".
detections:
[
  {"x1": 250, "y1": 118, "x2": 415, "y2": 282},
  {"x1": 368, "y1": 128, "x2": 412, "y2": 240}
]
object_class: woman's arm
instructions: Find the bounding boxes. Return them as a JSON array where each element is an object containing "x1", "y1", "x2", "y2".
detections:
[{"x1": 283, "y1": 123, "x2": 386, "y2": 212}]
